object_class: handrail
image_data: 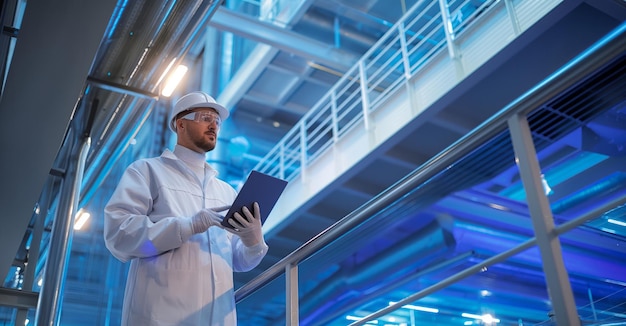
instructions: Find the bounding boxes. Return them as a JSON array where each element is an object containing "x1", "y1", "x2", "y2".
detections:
[
  {"x1": 350, "y1": 195, "x2": 626, "y2": 325},
  {"x1": 252, "y1": 0, "x2": 452, "y2": 180},
  {"x1": 234, "y1": 19, "x2": 626, "y2": 306}
]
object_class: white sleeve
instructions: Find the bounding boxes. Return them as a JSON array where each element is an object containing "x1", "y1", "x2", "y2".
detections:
[
  {"x1": 231, "y1": 237, "x2": 269, "y2": 272},
  {"x1": 103, "y1": 164, "x2": 194, "y2": 262}
]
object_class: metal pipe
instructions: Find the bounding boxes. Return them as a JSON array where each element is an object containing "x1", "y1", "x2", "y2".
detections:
[
  {"x1": 348, "y1": 195, "x2": 625, "y2": 326},
  {"x1": 234, "y1": 21, "x2": 626, "y2": 303},
  {"x1": 86, "y1": 76, "x2": 159, "y2": 100},
  {"x1": 34, "y1": 131, "x2": 91, "y2": 326},
  {"x1": 14, "y1": 176, "x2": 53, "y2": 325},
  {"x1": 286, "y1": 263, "x2": 299, "y2": 326}
]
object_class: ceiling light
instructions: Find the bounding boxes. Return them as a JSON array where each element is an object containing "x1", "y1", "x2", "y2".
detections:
[
  {"x1": 161, "y1": 64, "x2": 188, "y2": 97},
  {"x1": 487, "y1": 203, "x2": 509, "y2": 211},
  {"x1": 389, "y1": 301, "x2": 439, "y2": 313},
  {"x1": 607, "y1": 218, "x2": 626, "y2": 227},
  {"x1": 461, "y1": 313, "x2": 500, "y2": 324},
  {"x1": 74, "y1": 209, "x2": 91, "y2": 230}
]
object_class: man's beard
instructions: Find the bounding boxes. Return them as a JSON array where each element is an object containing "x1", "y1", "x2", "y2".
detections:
[{"x1": 192, "y1": 133, "x2": 216, "y2": 152}]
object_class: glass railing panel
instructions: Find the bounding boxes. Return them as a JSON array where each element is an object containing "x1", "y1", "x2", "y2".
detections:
[
  {"x1": 289, "y1": 125, "x2": 526, "y2": 325},
  {"x1": 235, "y1": 273, "x2": 288, "y2": 325},
  {"x1": 336, "y1": 249, "x2": 553, "y2": 325},
  {"x1": 555, "y1": 223, "x2": 626, "y2": 325}
]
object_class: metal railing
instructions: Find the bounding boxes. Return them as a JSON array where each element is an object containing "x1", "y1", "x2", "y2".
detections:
[
  {"x1": 252, "y1": 0, "x2": 509, "y2": 181},
  {"x1": 235, "y1": 17, "x2": 626, "y2": 326}
]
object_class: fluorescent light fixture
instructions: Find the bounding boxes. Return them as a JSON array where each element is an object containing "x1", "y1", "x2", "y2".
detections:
[
  {"x1": 74, "y1": 209, "x2": 91, "y2": 230},
  {"x1": 461, "y1": 313, "x2": 500, "y2": 323},
  {"x1": 487, "y1": 203, "x2": 509, "y2": 211},
  {"x1": 161, "y1": 64, "x2": 188, "y2": 97},
  {"x1": 155, "y1": 58, "x2": 177, "y2": 89},
  {"x1": 389, "y1": 301, "x2": 439, "y2": 313},
  {"x1": 601, "y1": 228, "x2": 616, "y2": 234},
  {"x1": 607, "y1": 218, "x2": 626, "y2": 227}
]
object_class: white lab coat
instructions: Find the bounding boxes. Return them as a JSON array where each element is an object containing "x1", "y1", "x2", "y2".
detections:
[{"x1": 104, "y1": 148, "x2": 268, "y2": 326}]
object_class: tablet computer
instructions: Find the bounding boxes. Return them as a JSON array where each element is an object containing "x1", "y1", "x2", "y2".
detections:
[{"x1": 221, "y1": 170, "x2": 288, "y2": 229}]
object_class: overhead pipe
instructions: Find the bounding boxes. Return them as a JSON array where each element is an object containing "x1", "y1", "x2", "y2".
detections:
[
  {"x1": 302, "y1": 250, "x2": 475, "y2": 326},
  {"x1": 298, "y1": 220, "x2": 454, "y2": 323},
  {"x1": 79, "y1": 0, "x2": 224, "y2": 207},
  {"x1": 551, "y1": 173, "x2": 626, "y2": 215}
]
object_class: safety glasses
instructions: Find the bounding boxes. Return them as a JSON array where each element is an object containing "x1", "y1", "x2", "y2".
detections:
[{"x1": 180, "y1": 111, "x2": 222, "y2": 127}]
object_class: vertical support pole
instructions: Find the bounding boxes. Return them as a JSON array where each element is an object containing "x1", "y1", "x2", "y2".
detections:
[
  {"x1": 299, "y1": 120, "x2": 308, "y2": 183},
  {"x1": 279, "y1": 142, "x2": 286, "y2": 180},
  {"x1": 330, "y1": 91, "x2": 339, "y2": 143},
  {"x1": 35, "y1": 132, "x2": 91, "y2": 326},
  {"x1": 438, "y1": 0, "x2": 457, "y2": 59},
  {"x1": 358, "y1": 60, "x2": 371, "y2": 131},
  {"x1": 398, "y1": 22, "x2": 412, "y2": 80},
  {"x1": 333, "y1": 16, "x2": 341, "y2": 48},
  {"x1": 504, "y1": 0, "x2": 521, "y2": 35},
  {"x1": 398, "y1": 21, "x2": 418, "y2": 116},
  {"x1": 507, "y1": 113, "x2": 580, "y2": 326},
  {"x1": 286, "y1": 262, "x2": 299, "y2": 326},
  {"x1": 438, "y1": 0, "x2": 464, "y2": 76}
]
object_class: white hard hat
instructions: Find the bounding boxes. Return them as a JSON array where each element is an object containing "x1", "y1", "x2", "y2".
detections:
[{"x1": 169, "y1": 91, "x2": 229, "y2": 132}]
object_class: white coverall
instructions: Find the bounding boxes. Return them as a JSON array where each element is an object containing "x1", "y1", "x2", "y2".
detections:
[{"x1": 104, "y1": 147, "x2": 268, "y2": 325}]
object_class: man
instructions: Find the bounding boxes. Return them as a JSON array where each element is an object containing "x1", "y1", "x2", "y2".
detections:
[{"x1": 104, "y1": 91, "x2": 268, "y2": 325}]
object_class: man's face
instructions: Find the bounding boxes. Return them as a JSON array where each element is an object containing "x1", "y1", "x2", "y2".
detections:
[{"x1": 176, "y1": 108, "x2": 221, "y2": 153}]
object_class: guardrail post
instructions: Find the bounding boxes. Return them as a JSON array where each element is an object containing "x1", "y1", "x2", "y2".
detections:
[
  {"x1": 299, "y1": 120, "x2": 308, "y2": 183},
  {"x1": 438, "y1": 0, "x2": 464, "y2": 76},
  {"x1": 398, "y1": 22, "x2": 412, "y2": 80},
  {"x1": 504, "y1": 0, "x2": 521, "y2": 35},
  {"x1": 286, "y1": 262, "x2": 299, "y2": 325},
  {"x1": 279, "y1": 142, "x2": 286, "y2": 180},
  {"x1": 358, "y1": 60, "x2": 371, "y2": 131},
  {"x1": 330, "y1": 91, "x2": 339, "y2": 143},
  {"x1": 507, "y1": 113, "x2": 580, "y2": 326}
]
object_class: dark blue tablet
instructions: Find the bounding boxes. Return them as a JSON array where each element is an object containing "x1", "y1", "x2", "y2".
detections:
[{"x1": 221, "y1": 170, "x2": 288, "y2": 229}]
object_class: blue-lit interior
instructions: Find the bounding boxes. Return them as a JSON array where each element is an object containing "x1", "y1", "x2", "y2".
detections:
[{"x1": 1, "y1": 0, "x2": 625, "y2": 325}]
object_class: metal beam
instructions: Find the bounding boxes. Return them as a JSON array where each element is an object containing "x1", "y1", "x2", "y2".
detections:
[
  {"x1": 0, "y1": 287, "x2": 38, "y2": 309},
  {"x1": 209, "y1": 8, "x2": 358, "y2": 72}
]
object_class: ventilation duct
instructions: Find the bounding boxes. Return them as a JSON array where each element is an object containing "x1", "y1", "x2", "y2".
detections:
[{"x1": 298, "y1": 219, "x2": 455, "y2": 324}]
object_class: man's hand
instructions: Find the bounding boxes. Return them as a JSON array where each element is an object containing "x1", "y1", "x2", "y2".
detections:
[
  {"x1": 191, "y1": 205, "x2": 230, "y2": 234},
  {"x1": 227, "y1": 202, "x2": 264, "y2": 247}
]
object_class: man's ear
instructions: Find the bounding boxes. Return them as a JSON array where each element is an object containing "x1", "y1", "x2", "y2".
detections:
[{"x1": 176, "y1": 119, "x2": 184, "y2": 131}]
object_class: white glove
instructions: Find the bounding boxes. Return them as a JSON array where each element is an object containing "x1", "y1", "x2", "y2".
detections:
[
  {"x1": 191, "y1": 205, "x2": 230, "y2": 234},
  {"x1": 226, "y1": 202, "x2": 264, "y2": 247}
]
